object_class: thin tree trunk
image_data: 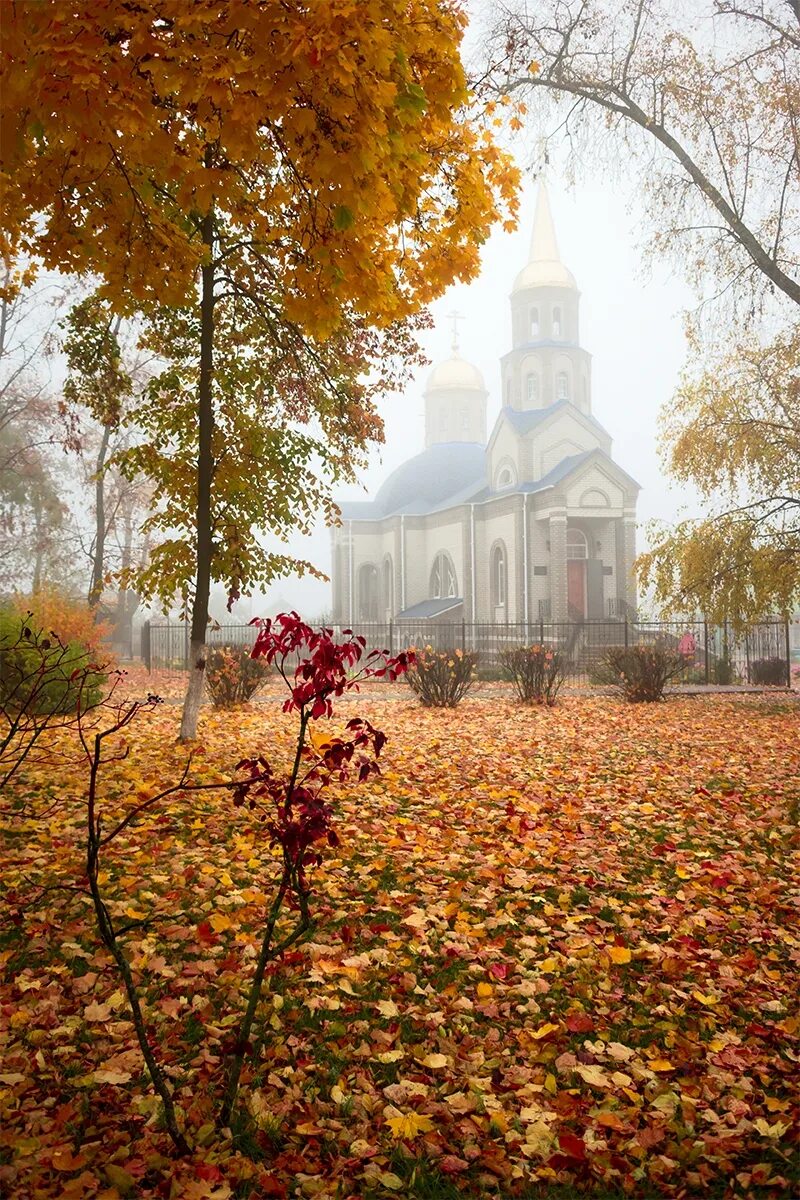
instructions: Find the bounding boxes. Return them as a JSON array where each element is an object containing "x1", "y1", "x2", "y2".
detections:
[
  {"x1": 180, "y1": 204, "x2": 215, "y2": 742},
  {"x1": 88, "y1": 423, "x2": 111, "y2": 610}
]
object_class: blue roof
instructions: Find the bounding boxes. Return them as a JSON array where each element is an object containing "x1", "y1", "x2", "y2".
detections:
[
  {"x1": 339, "y1": 441, "x2": 486, "y2": 520},
  {"x1": 502, "y1": 401, "x2": 609, "y2": 438},
  {"x1": 397, "y1": 597, "x2": 463, "y2": 619}
]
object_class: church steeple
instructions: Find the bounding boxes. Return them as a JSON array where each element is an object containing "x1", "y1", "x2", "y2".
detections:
[{"x1": 501, "y1": 184, "x2": 591, "y2": 416}]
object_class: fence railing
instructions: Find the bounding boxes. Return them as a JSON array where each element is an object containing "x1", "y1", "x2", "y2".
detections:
[{"x1": 142, "y1": 616, "x2": 792, "y2": 688}]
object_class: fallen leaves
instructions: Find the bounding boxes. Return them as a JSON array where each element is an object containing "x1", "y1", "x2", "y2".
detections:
[{"x1": 1, "y1": 691, "x2": 798, "y2": 1198}]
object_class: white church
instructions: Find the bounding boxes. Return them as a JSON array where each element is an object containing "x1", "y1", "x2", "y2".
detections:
[{"x1": 331, "y1": 187, "x2": 640, "y2": 627}]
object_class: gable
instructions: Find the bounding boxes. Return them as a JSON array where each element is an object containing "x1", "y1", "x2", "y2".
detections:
[{"x1": 564, "y1": 463, "x2": 625, "y2": 512}]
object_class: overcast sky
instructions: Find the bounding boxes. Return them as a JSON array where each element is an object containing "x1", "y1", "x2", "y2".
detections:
[{"x1": 249, "y1": 171, "x2": 697, "y2": 621}]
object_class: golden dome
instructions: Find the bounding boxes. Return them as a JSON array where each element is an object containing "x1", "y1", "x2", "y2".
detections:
[{"x1": 425, "y1": 354, "x2": 486, "y2": 393}]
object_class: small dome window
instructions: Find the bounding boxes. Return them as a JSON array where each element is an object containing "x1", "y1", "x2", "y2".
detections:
[
  {"x1": 526, "y1": 373, "x2": 539, "y2": 403},
  {"x1": 552, "y1": 307, "x2": 562, "y2": 337},
  {"x1": 556, "y1": 371, "x2": 569, "y2": 400},
  {"x1": 529, "y1": 307, "x2": 540, "y2": 337}
]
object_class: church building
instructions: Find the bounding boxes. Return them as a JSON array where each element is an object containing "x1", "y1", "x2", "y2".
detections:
[{"x1": 331, "y1": 187, "x2": 640, "y2": 626}]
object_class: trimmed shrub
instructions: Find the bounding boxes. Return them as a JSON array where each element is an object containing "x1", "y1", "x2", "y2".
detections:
[
  {"x1": 205, "y1": 644, "x2": 271, "y2": 707},
  {"x1": 593, "y1": 644, "x2": 684, "y2": 702},
  {"x1": 0, "y1": 610, "x2": 107, "y2": 716},
  {"x1": 714, "y1": 656, "x2": 735, "y2": 685},
  {"x1": 406, "y1": 647, "x2": 477, "y2": 707},
  {"x1": 500, "y1": 644, "x2": 566, "y2": 705},
  {"x1": 750, "y1": 657, "x2": 787, "y2": 686}
]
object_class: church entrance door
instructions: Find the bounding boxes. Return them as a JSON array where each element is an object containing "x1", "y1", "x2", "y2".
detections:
[{"x1": 567, "y1": 560, "x2": 587, "y2": 618}]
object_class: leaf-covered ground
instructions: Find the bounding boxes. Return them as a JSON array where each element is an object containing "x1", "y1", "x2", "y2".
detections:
[{"x1": 1, "y1": 691, "x2": 798, "y2": 1199}]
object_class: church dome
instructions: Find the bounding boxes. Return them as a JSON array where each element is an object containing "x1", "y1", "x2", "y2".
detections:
[
  {"x1": 374, "y1": 441, "x2": 485, "y2": 516},
  {"x1": 512, "y1": 258, "x2": 576, "y2": 293},
  {"x1": 425, "y1": 353, "x2": 486, "y2": 393}
]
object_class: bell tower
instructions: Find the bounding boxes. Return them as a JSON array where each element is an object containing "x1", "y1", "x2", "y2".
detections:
[{"x1": 500, "y1": 184, "x2": 592, "y2": 416}]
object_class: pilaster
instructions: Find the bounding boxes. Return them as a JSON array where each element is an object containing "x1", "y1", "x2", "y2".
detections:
[{"x1": 549, "y1": 509, "x2": 568, "y2": 621}]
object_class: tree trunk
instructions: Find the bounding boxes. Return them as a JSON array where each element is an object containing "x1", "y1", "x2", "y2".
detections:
[
  {"x1": 88, "y1": 423, "x2": 111, "y2": 610},
  {"x1": 179, "y1": 205, "x2": 215, "y2": 742}
]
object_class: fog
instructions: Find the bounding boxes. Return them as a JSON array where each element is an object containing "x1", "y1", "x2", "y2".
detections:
[{"x1": 256, "y1": 175, "x2": 696, "y2": 621}]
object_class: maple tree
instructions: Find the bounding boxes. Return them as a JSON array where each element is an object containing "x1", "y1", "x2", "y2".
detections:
[{"x1": 2, "y1": 1, "x2": 518, "y2": 740}]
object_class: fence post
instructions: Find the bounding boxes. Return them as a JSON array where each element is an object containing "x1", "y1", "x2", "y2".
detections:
[
  {"x1": 624, "y1": 617, "x2": 629, "y2": 648},
  {"x1": 388, "y1": 620, "x2": 393, "y2": 656},
  {"x1": 184, "y1": 618, "x2": 189, "y2": 669},
  {"x1": 539, "y1": 616, "x2": 544, "y2": 646},
  {"x1": 785, "y1": 617, "x2": 792, "y2": 688},
  {"x1": 141, "y1": 621, "x2": 151, "y2": 672},
  {"x1": 461, "y1": 618, "x2": 466, "y2": 652},
  {"x1": 704, "y1": 620, "x2": 710, "y2": 684}
]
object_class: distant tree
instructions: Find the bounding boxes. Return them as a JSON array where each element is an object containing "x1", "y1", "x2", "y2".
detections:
[
  {"x1": 485, "y1": 0, "x2": 799, "y2": 619},
  {"x1": 637, "y1": 326, "x2": 800, "y2": 623},
  {"x1": 0, "y1": 277, "x2": 72, "y2": 592},
  {"x1": 2, "y1": 2, "x2": 518, "y2": 739},
  {"x1": 488, "y1": 0, "x2": 799, "y2": 315}
]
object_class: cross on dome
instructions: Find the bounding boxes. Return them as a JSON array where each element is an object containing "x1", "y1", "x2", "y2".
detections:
[{"x1": 445, "y1": 308, "x2": 464, "y2": 353}]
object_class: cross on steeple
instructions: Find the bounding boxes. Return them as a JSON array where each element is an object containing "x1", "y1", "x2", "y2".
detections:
[{"x1": 445, "y1": 309, "x2": 464, "y2": 353}]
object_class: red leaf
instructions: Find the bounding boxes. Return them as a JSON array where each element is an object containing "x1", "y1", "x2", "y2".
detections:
[
  {"x1": 558, "y1": 1131, "x2": 587, "y2": 1160},
  {"x1": 565, "y1": 1012, "x2": 594, "y2": 1033}
]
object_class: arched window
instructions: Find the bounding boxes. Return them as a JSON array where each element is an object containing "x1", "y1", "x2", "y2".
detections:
[
  {"x1": 495, "y1": 461, "x2": 516, "y2": 490},
  {"x1": 566, "y1": 529, "x2": 588, "y2": 560},
  {"x1": 430, "y1": 551, "x2": 458, "y2": 600},
  {"x1": 552, "y1": 306, "x2": 562, "y2": 337},
  {"x1": 491, "y1": 542, "x2": 507, "y2": 609},
  {"x1": 382, "y1": 555, "x2": 393, "y2": 615},
  {"x1": 357, "y1": 563, "x2": 379, "y2": 620},
  {"x1": 529, "y1": 307, "x2": 540, "y2": 337},
  {"x1": 526, "y1": 372, "x2": 539, "y2": 403},
  {"x1": 460, "y1": 407, "x2": 470, "y2": 433},
  {"x1": 556, "y1": 370, "x2": 569, "y2": 400}
]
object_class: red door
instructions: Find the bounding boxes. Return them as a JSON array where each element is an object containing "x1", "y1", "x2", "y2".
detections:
[{"x1": 567, "y1": 560, "x2": 587, "y2": 617}]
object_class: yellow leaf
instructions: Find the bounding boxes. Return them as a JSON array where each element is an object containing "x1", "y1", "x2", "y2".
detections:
[
  {"x1": 476, "y1": 981, "x2": 493, "y2": 999},
  {"x1": 649, "y1": 1059, "x2": 675, "y2": 1072},
  {"x1": 531, "y1": 1021, "x2": 559, "y2": 1040},
  {"x1": 374, "y1": 1050, "x2": 404, "y2": 1063},
  {"x1": 420, "y1": 1053, "x2": 448, "y2": 1068},
  {"x1": 378, "y1": 1174, "x2": 405, "y2": 1191},
  {"x1": 539, "y1": 958, "x2": 558, "y2": 973},
  {"x1": 544, "y1": 1073, "x2": 557, "y2": 1094},
  {"x1": 692, "y1": 991, "x2": 719, "y2": 1005},
  {"x1": 609, "y1": 946, "x2": 632, "y2": 964},
  {"x1": 376, "y1": 1000, "x2": 399, "y2": 1018},
  {"x1": 386, "y1": 1112, "x2": 435, "y2": 1139},
  {"x1": 210, "y1": 912, "x2": 233, "y2": 932}
]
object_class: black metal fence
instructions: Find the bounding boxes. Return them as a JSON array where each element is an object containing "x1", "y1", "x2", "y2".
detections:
[{"x1": 142, "y1": 616, "x2": 792, "y2": 688}]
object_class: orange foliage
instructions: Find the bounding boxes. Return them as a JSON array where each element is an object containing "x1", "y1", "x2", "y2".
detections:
[{"x1": 11, "y1": 588, "x2": 112, "y2": 655}]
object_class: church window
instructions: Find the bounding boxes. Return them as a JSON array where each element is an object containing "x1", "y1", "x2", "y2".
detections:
[
  {"x1": 461, "y1": 407, "x2": 470, "y2": 433},
  {"x1": 529, "y1": 307, "x2": 539, "y2": 337},
  {"x1": 552, "y1": 307, "x2": 562, "y2": 337},
  {"x1": 357, "y1": 563, "x2": 379, "y2": 621},
  {"x1": 491, "y1": 543, "x2": 507, "y2": 609},
  {"x1": 495, "y1": 462, "x2": 516, "y2": 490},
  {"x1": 430, "y1": 551, "x2": 458, "y2": 600},
  {"x1": 566, "y1": 529, "x2": 588, "y2": 560},
  {"x1": 526, "y1": 373, "x2": 539, "y2": 403},
  {"x1": 556, "y1": 371, "x2": 569, "y2": 400},
  {"x1": 382, "y1": 555, "x2": 393, "y2": 615}
]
